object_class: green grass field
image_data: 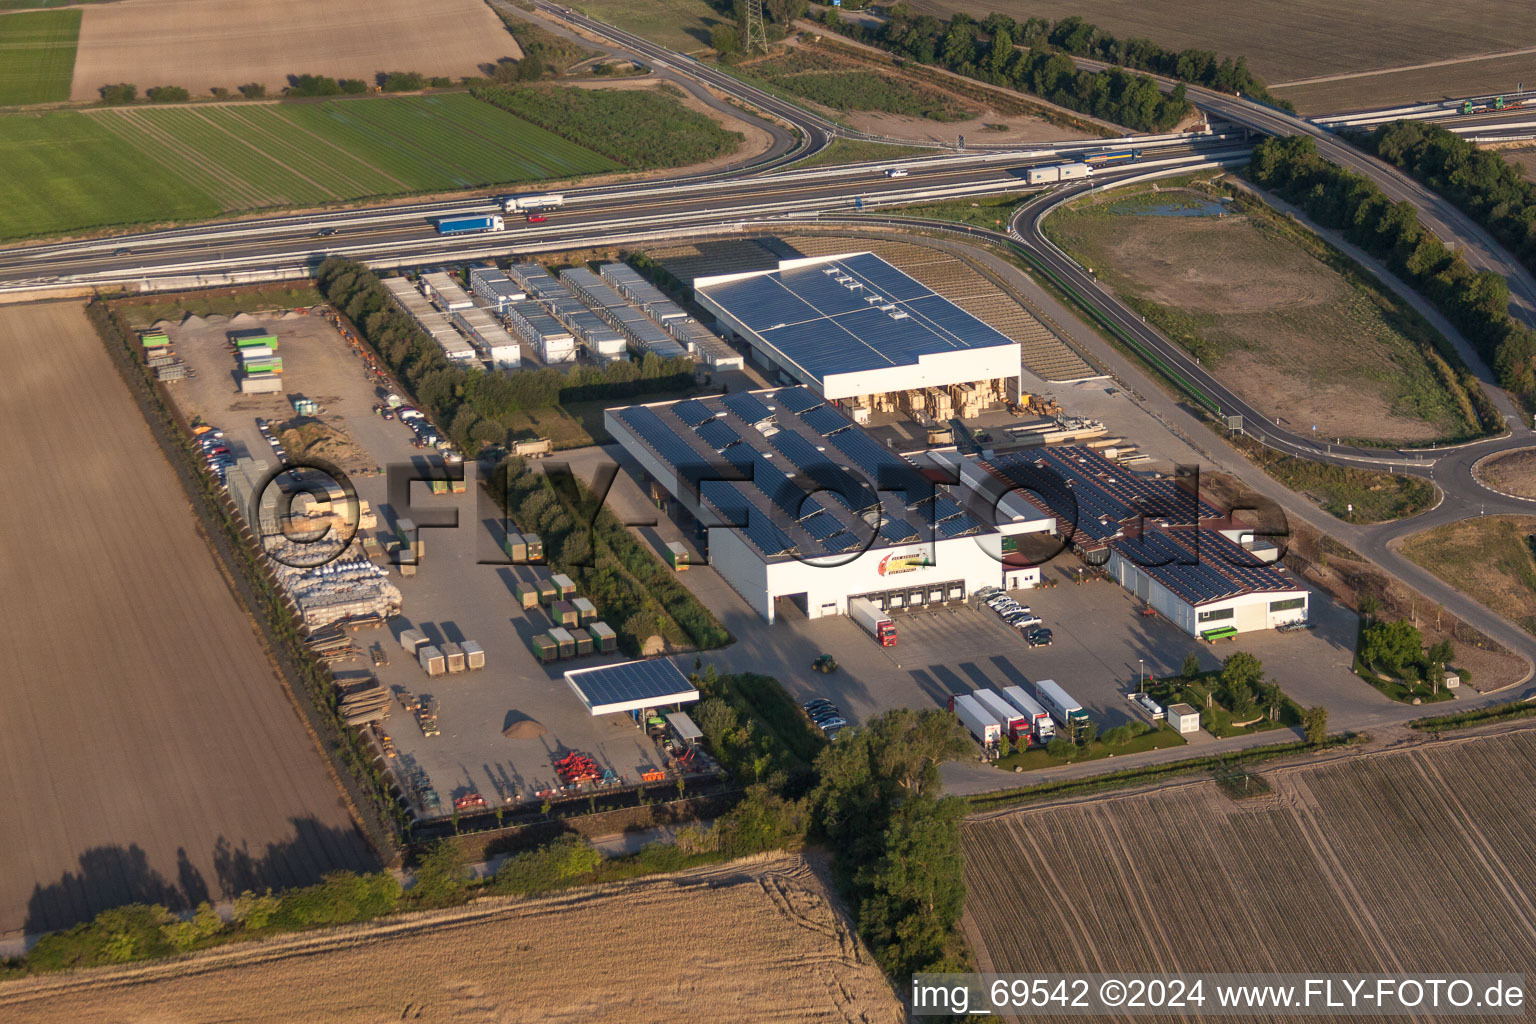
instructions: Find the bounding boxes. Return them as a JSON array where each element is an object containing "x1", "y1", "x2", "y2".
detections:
[
  {"x1": 0, "y1": 93, "x2": 618, "y2": 239},
  {"x1": 0, "y1": 8, "x2": 79, "y2": 104},
  {"x1": 573, "y1": 0, "x2": 725, "y2": 53}
]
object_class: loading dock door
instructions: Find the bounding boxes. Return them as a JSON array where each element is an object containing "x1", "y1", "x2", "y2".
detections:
[
  {"x1": 907, "y1": 586, "x2": 926, "y2": 607},
  {"x1": 947, "y1": 581, "x2": 966, "y2": 601},
  {"x1": 888, "y1": 592, "x2": 905, "y2": 608},
  {"x1": 1135, "y1": 569, "x2": 1150, "y2": 602},
  {"x1": 928, "y1": 586, "x2": 945, "y2": 603}
]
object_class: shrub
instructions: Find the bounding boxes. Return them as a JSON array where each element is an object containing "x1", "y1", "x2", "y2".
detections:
[
  {"x1": 160, "y1": 902, "x2": 224, "y2": 951},
  {"x1": 99, "y1": 83, "x2": 137, "y2": 104},
  {"x1": 409, "y1": 840, "x2": 472, "y2": 908},
  {"x1": 211, "y1": 86, "x2": 231, "y2": 99},
  {"x1": 238, "y1": 82, "x2": 266, "y2": 99},
  {"x1": 1102, "y1": 724, "x2": 1134, "y2": 746},
  {"x1": 232, "y1": 889, "x2": 280, "y2": 931},
  {"x1": 489, "y1": 835, "x2": 602, "y2": 895},
  {"x1": 268, "y1": 871, "x2": 401, "y2": 930},
  {"x1": 381, "y1": 71, "x2": 427, "y2": 92},
  {"x1": 145, "y1": 85, "x2": 190, "y2": 103},
  {"x1": 339, "y1": 78, "x2": 369, "y2": 94},
  {"x1": 430, "y1": 76, "x2": 453, "y2": 88},
  {"x1": 287, "y1": 74, "x2": 341, "y2": 97},
  {"x1": 27, "y1": 904, "x2": 175, "y2": 971}
]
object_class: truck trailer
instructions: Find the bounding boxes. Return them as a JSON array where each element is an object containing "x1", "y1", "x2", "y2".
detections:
[
  {"x1": 1024, "y1": 161, "x2": 1092, "y2": 185},
  {"x1": 500, "y1": 193, "x2": 564, "y2": 213},
  {"x1": 973, "y1": 688, "x2": 1029, "y2": 741},
  {"x1": 1034, "y1": 678, "x2": 1090, "y2": 729},
  {"x1": 1001, "y1": 684, "x2": 1055, "y2": 742},
  {"x1": 849, "y1": 597, "x2": 897, "y2": 647},
  {"x1": 949, "y1": 693, "x2": 1002, "y2": 747},
  {"x1": 436, "y1": 215, "x2": 505, "y2": 236},
  {"x1": 1083, "y1": 149, "x2": 1141, "y2": 166}
]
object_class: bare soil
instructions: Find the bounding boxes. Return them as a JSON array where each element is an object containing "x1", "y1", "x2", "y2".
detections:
[
  {"x1": 965, "y1": 727, "x2": 1536, "y2": 999},
  {"x1": 910, "y1": 0, "x2": 1536, "y2": 93},
  {"x1": 0, "y1": 854, "x2": 902, "y2": 1024},
  {"x1": 69, "y1": 0, "x2": 520, "y2": 102},
  {"x1": 1278, "y1": 52, "x2": 1536, "y2": 113},
  {"x1": 0, "y1": 302, "x2": 373, "y2": 939},
  {"x1": 1474, "y1": 446, "x2": 1536, "y2": 498},
  {"x1": 842, "y1": 108, "x2": 1095, "y2": 145},
  {"x1": 1048, "y1": 192, "x2": 1462, "y2": 444}
]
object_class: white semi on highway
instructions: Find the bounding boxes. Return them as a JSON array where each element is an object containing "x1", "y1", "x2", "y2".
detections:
[
  {"x1": 1025, "y1": 162, "x2": 1092, "y2": 185},
  {"x1": 501, "y1": 193, "x2": 565, "y2": 213}
]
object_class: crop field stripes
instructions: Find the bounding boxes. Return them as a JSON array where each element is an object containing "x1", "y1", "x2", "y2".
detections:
[
  {"x1": 0, "y1": 8, "x2": 79, "y2": 105},
  {"x1": 220, "y1": 105, "x2": 410, "y2": 194},
  {"x1": 179, "y1": 107, "x2": 346, "y2": 202},
  {"x1": 92, "y1": 109, "x2": 275, "y2": 209}
]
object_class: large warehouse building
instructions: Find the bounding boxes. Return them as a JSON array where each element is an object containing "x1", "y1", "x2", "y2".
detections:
[
  {"x1": 975, "y1": 445, "x2": 1308, "y2": 638},
  {"x1": 692, "y1": 253, "x2": 1021, "y2": 416},
  {"x1": 606, "y1": 387, "x2": 1053, "y2": 623}
]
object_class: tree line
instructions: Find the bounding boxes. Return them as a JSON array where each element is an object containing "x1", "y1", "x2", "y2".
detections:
[
  {"x1": 1249, "y1": 136, "x2": 1536, "y2": 404},
  {"x1": 99, "y1": 72, "x2": 454, "y2": 106}
]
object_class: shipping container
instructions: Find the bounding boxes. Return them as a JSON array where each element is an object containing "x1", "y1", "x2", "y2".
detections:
[
  {"x1": 399, "y1": 628, "x2": 428, "y2": 654},
  {"x1": 522, "y1": 533, "x2": 544, "y2": 561},
  {"x1": 548, "y1": 627, "x2": 575, "y2": 659},
  {"x1": 530, "y1": 635, "x2": 557, "y2": 663},
  {"x1": 666, "y1": 542, "x2": 689, "y2": 571},
  {"x1": 550, "y1": 573, "x2": 575, "y2": 599},
  {"x1": 418, "y1": 645, "x2": 446, "y2": 676},
  {"x1": 238, "y1": 345, "x2": 274, "y2": 360},
  {"x1": 240, "y1": 373, "x2": 283, "y2": 395},
  {"x1": 589, "y1": 621, "x2": 617, "y2": 653},
  {"x1": 234, "y1": 333, "x2": 276, "y2": 349},
  {"x1": 537, "y1": 579, "x2": 558, "y2": 605},
  {"x1": 514, "y1": 581, "x2": 538, "y2": 609},
  {"x1": 571, "y1": 627, "x2": 594, "y2": 655},
  {"x1": 441, "y1": 642, "x2": 466, "y2": 673},
  {"x1": 503, "y1": 534, "x2": 528, "y2": 563},
  {"x1": 461, "y1": 640, "x2": 485, "y2": 670},
  {"x1": 572, "y1": 596, "x2": 597, "y2": 621},
  {"x1": 551, "y1": 600, "x2": 578, "y2": 628}
]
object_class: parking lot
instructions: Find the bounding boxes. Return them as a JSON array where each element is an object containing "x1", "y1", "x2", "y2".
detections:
[{"x1": 162, "y1": 313, "x2": 670, "y2": 814}]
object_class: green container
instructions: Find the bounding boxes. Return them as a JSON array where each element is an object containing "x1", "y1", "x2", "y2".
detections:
[
  {"x1": 589, "y1": 621, "x2": 617, "y2": 654},
  {"x1": 244, "y1": 359, "x2": 282, "y2": 374},
  {"x1": 504, "y1": 535, "x2": 528, "y2": 563},
  {"x1": 514, "y1": 581, "x2": 538, "y2": 609},
  {"x1": 530, "y1": 636, "x2": 557, "y2": 663},
  {"x1": 550, "y1": 573, "x2": 575, "y2": 599},
  {"x1": 572, "y1": 628, "x2": 593, "y2": 656},
  {"x1": 552, "y1": 600, "x2": 578, "y2": 628},
  {"x1": 549, "y1": 627, "x2": 575, "y2": 659},
  {"x1": 430, "y1": 480, "x2": 449, "y2": 495},
  {"x1": 537, "y1": 580, "x2": 558, "y2": 606},
  {"x1": 236, "y1": 334, "x2": 276, "y2": 349},
  {"x1": 141, "y1": 331, "x2": 169, "y2": 348}
]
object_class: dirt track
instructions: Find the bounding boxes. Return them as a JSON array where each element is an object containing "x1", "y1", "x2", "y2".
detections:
[
  {"x1": 0, "y1": 302, "x2": 374, "y2": 939},
  {"x1": 70, "y1": 0, "x2": 520, "y2": 101},
  {"x1": 0, "y1": 854, "x2": 902, "y2": 1023}
]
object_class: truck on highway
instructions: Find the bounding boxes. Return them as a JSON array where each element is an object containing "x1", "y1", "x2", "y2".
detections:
[
  {"x1": 1034, "y1": 678, "x2": 1090, "y2": 730},
  {"x1": 500, "y1": 193, "x2": 564, "y2": 213},
  {"x1": 436, "y1": 214, "x2": 505, "y2": 236},
  {"x1": 973, "y1": 688, "x2": 1029, "y2": 741},
  {"x1": 849, "y1": 596, "x2": 897, "y2": 647},
  {"x1": 1001, "y1": 684, "x2": 1055, "y2": 742},
  {"x1": 1024, "y1": 161, "x2": 1092, "y2": 185},
  {"x1": 949, "y1": 692, "x2": 1002, "y2": 748},
  {"x1": 1083, "y1": 149, "x2": 1142, "y2": 166}
]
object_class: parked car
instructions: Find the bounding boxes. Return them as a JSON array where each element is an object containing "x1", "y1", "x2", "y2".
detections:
[
  {"x1": 1026, "y1": 628, "x2": 1054, "y2": 647},
  {"x1": 975, "y1": 586, "x2": 1002, "y2": 600},
  {"x1": 802, "y1": 697, "x2": 836, "y2": 711},
  {"x1": 815, "y1": 716, "x2": 848, "y2": 732}
]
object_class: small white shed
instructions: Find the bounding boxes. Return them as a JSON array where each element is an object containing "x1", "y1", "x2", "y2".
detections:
[{"x1": 1167, "y1": 702, "x2": 1200, "y2": 734}]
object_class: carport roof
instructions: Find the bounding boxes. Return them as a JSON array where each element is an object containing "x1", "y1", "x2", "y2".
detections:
[{"x1": 565, "y1": 659, "x2": 699, "y2": 716}]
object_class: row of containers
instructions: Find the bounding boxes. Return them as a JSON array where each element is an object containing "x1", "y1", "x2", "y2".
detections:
[
  {"x1": 399, "y1": 628, "x2": 487, "y2": 678},
  {"x1": 513, "y1": 571, "x2": 620, "y2": 661},
  {"x1": 233, "y1": 330, "x2": 284, "y2": 394}
]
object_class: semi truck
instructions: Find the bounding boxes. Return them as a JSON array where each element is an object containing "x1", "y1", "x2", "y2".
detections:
[
  {"x1": 949, "y1": 692, "x2": 1002, "y2": 748},
  {"x1": 500, "y1": 193, "x2": 564, "y2": 213},
  {"x1": 1034, "y1": 678, "x2": 1090, "y2": 730},
  {"x1": 1001, "y1": 684, "x2": 1055, "y2": 742},
  {"x1": 973, "y1": 688, "x2": 1029, "y2": 741},
  {"x1": 436, "y1": 215, "x2": 505, "y2": 236},
  {"x1": 1083, "y1": 149, "x2": 1141, "y2": 166},
  {"x1": 1024, "y1": 161, "x2": 1092, "y2": 185},
  {"x1": 849, "y1": 597, "x2": 897, "y2": 647}
]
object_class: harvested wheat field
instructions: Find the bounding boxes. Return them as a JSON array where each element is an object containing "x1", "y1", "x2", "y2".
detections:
[
  {"x1": 0, "y1": 854, "x2": 902, "y2": 1024},
  {"x1": 69, "y1": 0, "x2": 519, "y2": 102},
  {"x1": 0, "y1": 302, "x2": 374, "y2": 940},
  {"x1": 964, "y1": 728, "x2": 1536, "y2": 1020},
  {"x1": 911, "y1": 0, "x2": 1536, "y2": 91}
]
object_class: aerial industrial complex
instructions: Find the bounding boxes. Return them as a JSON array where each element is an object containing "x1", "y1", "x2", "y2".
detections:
[{"x1": 6, "y1": 0, "x2": 1536, "y2": 1015}]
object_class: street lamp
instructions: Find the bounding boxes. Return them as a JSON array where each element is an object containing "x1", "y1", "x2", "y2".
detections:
[{"x1": 1138, "y1": 658, "x2": 1144, "y2": 693}]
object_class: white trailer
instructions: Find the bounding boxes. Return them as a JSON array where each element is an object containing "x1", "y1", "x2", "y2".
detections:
[
  {"x1": 1034, "y1": 678, "x2": 1089, "y2": 729},
  {"x1": 1060, "y1": 162, "x2": 1091, "y2": 180},
  {"x1": 951, "y1": 693, "x2": 1002, "y2": 747},
  {"x1": 1025, "y1": 161, "x2": 1091, "y2": 185},
  {"x1": 974, "y1": 689, "x2": 1029, "y2": 740},
  {"x1": 1001, "y1": 684, "x2": 1055, "y2": 741}
]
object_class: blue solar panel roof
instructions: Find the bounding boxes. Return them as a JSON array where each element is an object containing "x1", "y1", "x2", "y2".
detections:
[
  {"x1": 776, "y1": 386, "x2": 822, "y2": 414},
  {"x1": 696, "y1": 253, "x2": 1019, "y2": 387},
  {"x1": 696, "y1": 418, "x2": 741, "y2": 451},
  {"x1": 567, "y1": 659, "x2": 697, "y2": 713},
  {"x1": 801, "y1": 404, "x2": 852, "y2": 437},
  {"x1": 721, "y1": 390, "x2": 774, "y2": 425},
  {"x1": 671, "y1": 399, "x2": 715, "y2": 427}
]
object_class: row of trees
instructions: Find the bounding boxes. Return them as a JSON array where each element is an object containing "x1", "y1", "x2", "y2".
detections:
[
  {"x1": 819, "y1": 7, "x2": 1191, "y2": 132},
  {"x1": 1249, "y1": 135, "x2": 1536, "y2": 404},
  {"x1": 98, "y1": 72, "x2": 454, "y2": 106},
  {"x1": 1372, "y1": 121, "x2": 1536, "y2": 292}
]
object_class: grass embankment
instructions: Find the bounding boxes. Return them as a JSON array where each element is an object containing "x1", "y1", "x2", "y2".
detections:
[
  {"x1": 117, "y1": 284, "x2": 323, "y2": 326},
  {"x1": 491, "y1": 8, "x2": 598, "y2": 71},
  {"x1": 1042, "y1": 181, "x2": 1488, "y2": 446},
  {"x1": 887, "y1": 192, "x2": 1028, "y2": 230},
  {"x1": 0, "y1": 8, "x2": 79, "y2": 104},
  {"x1": 736, "y1": 45, "x2": 974, "y2": 121},
  {"x1": 1230, "y1": 434, "x2": 1437, "y2": 523},
  {"x1": 994, "y1": 722, "x2": 1185, "y2": 771},
  {"x1": 572, "y1": 0, "x2": 726, "y2": 54},
  {"x1": 1399, "y1": 515, "x2": 1536, "y2": 637},
  {"x1": 790, "y1": 137, "x2": 935, "y2": 169}
]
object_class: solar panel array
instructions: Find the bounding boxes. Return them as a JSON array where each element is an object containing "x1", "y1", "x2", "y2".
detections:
[
  {"x1": 567, "y1": 659, "x2": 697, "y2": 711},
  {"x1": 802, "y1": 404, "x2": 853, "y2": 437},
  {"x1": 695, "y1": 253, "x2": 1020, "y2": 387},
  {"x1": 776, "y1": 386, "x2": 822, "y2": 415},
  {"x1": 612, "y1": 389, "x2": 989, "y2": 560}
]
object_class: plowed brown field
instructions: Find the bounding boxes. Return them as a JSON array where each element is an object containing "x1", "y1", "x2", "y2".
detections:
[
  {"x1": 0, "y1": 854, "x2": 902, "y2": 1024},
  {"x1": 964, "y1": 729, "x2": 1536, "y2": 1021},
  {"x1": 0, "y1": 302, "x2": 373, "y2": 940},
  {"x1": 69, "y1": 0, "x2": 519, "y2": 102}
]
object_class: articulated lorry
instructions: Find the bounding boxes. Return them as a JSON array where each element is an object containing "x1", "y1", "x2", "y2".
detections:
[
  {"x1": 1034, "y1": 677, "x2": 1090, "y2": 730},
  {"x1": 949, "y1": 692, "x2": 1002, "y2": 747},
  {"x1": 849, "y1": 597, "x2": 897, "y2": 647},
  {"x1": 973, "y1": 688, "x2": 1029, "y2": 741},
  {"x1": 436, "y1": 215, "x2": 505, "y2": 236},
  {"x1": 1001, "y1": 684, "x2": 1055, "y2": 742},
  {"x1": 1024, "y1": 161, "x2": 1092, "y2": 185},
  {"x1": 500, "y1": 193, "x2": 564, "y2": 213}
]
